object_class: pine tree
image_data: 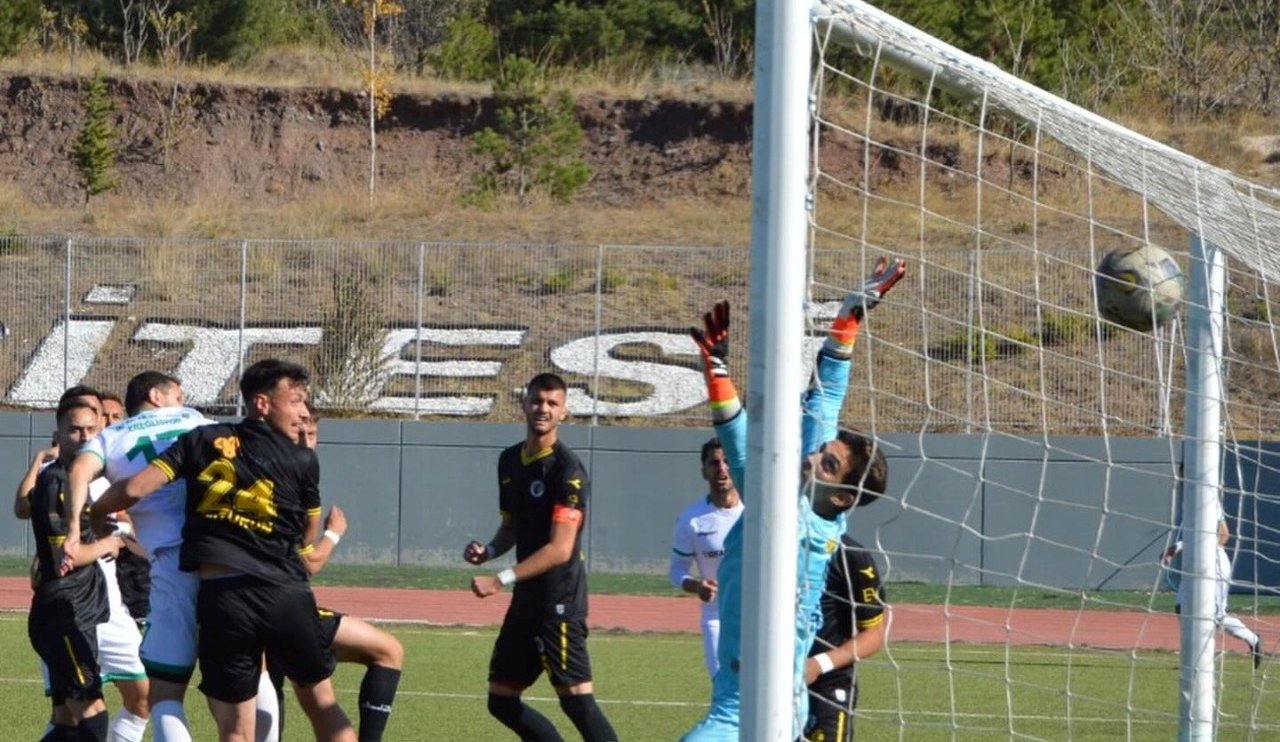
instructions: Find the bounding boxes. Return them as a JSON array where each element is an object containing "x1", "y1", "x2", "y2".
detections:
[{"x1": 72, "y1": 70, "x2": 119, "y2": 202}]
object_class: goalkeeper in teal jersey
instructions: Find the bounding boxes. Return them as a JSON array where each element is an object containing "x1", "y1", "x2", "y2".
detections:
[{"x1": 681, "y1": 257, "x2": 903, "y2": 741}]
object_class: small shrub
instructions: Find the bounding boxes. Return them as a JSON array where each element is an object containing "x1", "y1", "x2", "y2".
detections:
[
  {"x1": 600, "y1": 267, "x2": 626, "y2": 293},
  {"x1": 1039, "y1": 311, "x2": 1092, "y2": 345},
  {"x1": 431, "y1": 14, "x2": 497, "y2": 82},
  {"x1": 312, "y1": 271, "x2": 390, "y2": 409},
  {"x1": 540, "y1": 266, "x2": 579, "y2": 294},
  {"x1": 72, "y1": 70, "x2": 119, "y2": 203}
]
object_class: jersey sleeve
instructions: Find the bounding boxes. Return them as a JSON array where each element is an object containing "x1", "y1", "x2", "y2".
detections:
[
  {"x1": 849, "y1": 547, "x2": 887, "y2": 629},
  {"x1": 800, "y1": 350, "x2": 852, "y2": 456},
  {"x1": 82, "y1": 430, "x2": 108, "y2": 465},
  {"x1": 32, "y1": 468, "x2": 67, "y2": 548},
  {"x1": 669, "y1": 508, "x2": 695, "y2": 588},
  {"x1": 713, "y1": 412, "x2": 749, "y2": 499},
  {"x1": 300, "y1": 448, "x2": 321, "y2": 516},
  {"x1": 551, "y1": 458, "x2": 588, "y2": 528},
  {"x1": 151, "y1": 426, "x2": 198, "y2": 482}
]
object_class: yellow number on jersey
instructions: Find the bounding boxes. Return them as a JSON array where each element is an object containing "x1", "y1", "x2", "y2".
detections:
[{"x1": 195, "y1": 458, "x2": 277, "y2": 533}]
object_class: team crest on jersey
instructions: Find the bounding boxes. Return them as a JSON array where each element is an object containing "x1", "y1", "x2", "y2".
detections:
[
  {"x1": 214, "y1": 436, "x2": 240, "y2": 459},
  {"x1": 530, "y1": 480, "x2": 544, "y2": 498},
  {"x1": 825, "y1": 539, "x2": 837, "y2": 553}
]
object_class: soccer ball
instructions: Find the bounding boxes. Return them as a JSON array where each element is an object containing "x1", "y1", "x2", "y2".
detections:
[{"x1": 1094, "y1": 245, "x2": 1185, "y2": 332}]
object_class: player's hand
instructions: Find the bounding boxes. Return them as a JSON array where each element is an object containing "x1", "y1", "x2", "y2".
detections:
[
  {"x1": 324, "y1": 505, "x2": 348, "y2": 538},
  {"x1": 471, "y1": 574, "x2": 502, "y2": 598},
  {"x1": 827, "y1": 256, "x2": 907, "y2": 350},
  {"x1": 33, "y1": 445, "x2": 57, "y2": 466},
  {"x1": 697, "y1": 578, "x2": 718, "y2": 603},
  {"x1": 463, "y1": 540, "x2": 489, "y2": 565},
  {"x1": 57, "y1": 552, "x2": 75, "y2": 577},
  {"x1": 690, "y1": 301, "x2": 731, "y2": 379},
  {"x1": 102, "y1": 535, "x2": 125, "y2": 559}
]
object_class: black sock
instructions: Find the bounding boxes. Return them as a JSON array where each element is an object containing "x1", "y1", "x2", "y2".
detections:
[
  {"x1": 357, "y1": 665, "x2": 402, "y2": 742},
  {"x1": 488, "y1": 693, "x2": 565, "y2": 742},
  {"x1": 76, "y1": 710, "x2": 109, "y2": 742},
  {"x1": 558, "y1": 694, "x2": 617, "y2": 742}
]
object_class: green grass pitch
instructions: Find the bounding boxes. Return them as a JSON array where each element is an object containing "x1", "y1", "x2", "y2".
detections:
[{"x1": 2, "y1": 614, "x2": 1276, "y2": 740}]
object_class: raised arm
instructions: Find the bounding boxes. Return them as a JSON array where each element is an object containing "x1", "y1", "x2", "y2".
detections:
[
  {"x1": 63, "y1": 448, "x2": 106, "y2": 552},
  {"x1": 801, "y1": 257, "x2": 906, "y2": 454},
  {"x1": 13, "y1": 443, "x2": 57, "y2": 520},
  {"x1": 299, "y1": 505, "x2": 347, "y2": 576},
  {"x1": 690, "y1": 301, "x2": 747, "y2": 495}
]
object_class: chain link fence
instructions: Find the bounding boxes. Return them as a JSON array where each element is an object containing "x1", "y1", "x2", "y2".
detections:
[{"x1": 0, "y1": 235, "x2": 1252, "y2": 434}]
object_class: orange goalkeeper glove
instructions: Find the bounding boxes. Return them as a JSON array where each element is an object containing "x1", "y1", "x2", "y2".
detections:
[
  {"x1": 690, "y1": 300, "x2": 741, "y2": 423},
  {"x1": 824, "y1": 256, "x2": 907, "y2": 357}
]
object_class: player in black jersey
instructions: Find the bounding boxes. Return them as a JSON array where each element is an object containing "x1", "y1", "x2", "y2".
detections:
[
  {"x1": 464, "y1": 372, "x2": 618, "y2": 742},
  {"x1": 802, "y1": 534, "x2": 888, "y2": 742},
  {"x1": 28, "y1": 396, "x2": 127, "y2": 742},
  {"x1": 91, "y1": 359, "x2": 355, "y2": 742}
]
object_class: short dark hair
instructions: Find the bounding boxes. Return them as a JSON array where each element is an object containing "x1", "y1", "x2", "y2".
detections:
[
  {"x1": 59, "y1": 384, "x2": 102, "y2": 406},
  {"x1": 526, "y1": 372, "x2": 567, "y2": 397},
  {"x1": 125, "y1": 371, "x2": 180, "y2": 416},
  {"x1": 836, "y1": 429, "x2": 888, "y2": 509},
  {"x1": 700, "y1": 437, "x2": 723, "y2": 465},
  {"x1": 240, "y1": 359, "x2": 309, "y2": 405},
  {"x1": 56, "y1": 396, "x2": 100, "y2": 424},
  {"x1": 101, "y1": 390, "x2": 123, "y2": 406}
]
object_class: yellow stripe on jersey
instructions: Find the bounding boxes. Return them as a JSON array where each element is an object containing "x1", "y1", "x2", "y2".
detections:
[
  {"x1": 856, "y1": 613, "x2": 885, "y2": 630},
  {"x1": 152, "y1": 459, "x2": 177, "y2": 481},
  {"x1": 835, "y1": 711, "x2": 847, "y2": 740},
  {"x1": 298, "y1": 544, "x2": 315, "y2": 555},
  {"x1": 306, "y1": 507, "x2": 322, "y2": 517},
  {"x1": 63, "y1": 635, "x2": 87, "y2": 685},
  {"x1": 48, "y1": 535, "x2": 67, "y2": 546},
  {"x1": 520, "y1": 446, "x2": 555, "y2": 466},
  {"x1": 560, "y1": 622, "x2": 568, "y2": 669}
]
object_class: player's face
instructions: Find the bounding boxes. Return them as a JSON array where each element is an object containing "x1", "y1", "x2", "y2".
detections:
[
  {"x1": 701, "y1": 447, "x2": 733, "y2": 494},
  {"x1": 523, "y1": 387, "x2": 567, "y2": 436},
  {"x1": 56, "y1": 407, "x2": 101, "y2": 463},
  {"x1": 802, "y1": 439, "x2": 855, "y2": 490},
  {"x1": 102, "y1": 399, "x2": 126, "y2": 425},
  {"x1": 257, "y1": 379, "x2": 309, "y2": 444},
  {"x1": 301, "y1": 417, "x2": 318, "y2": 449}
]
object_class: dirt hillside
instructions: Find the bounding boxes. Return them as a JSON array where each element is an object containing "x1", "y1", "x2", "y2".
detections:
[{"x1": 0, "y1": 73, "x2": 757, "y2": 210}]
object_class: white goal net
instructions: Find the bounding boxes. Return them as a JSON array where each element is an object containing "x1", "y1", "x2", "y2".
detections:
[{"x1": 792, "y1": 1, "x2": 1280, "y2": 739}]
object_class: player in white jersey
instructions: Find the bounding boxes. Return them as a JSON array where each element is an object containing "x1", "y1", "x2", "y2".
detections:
[
  {"x1": 1164, "y1": 517, "x2": 1264, "y2": 669},
  {"x1": 65, "y1": 371, "x2": 216, "y2": 742},
  {"x1": 669, "y1": 437, "x2": 743, "y2": 677}
]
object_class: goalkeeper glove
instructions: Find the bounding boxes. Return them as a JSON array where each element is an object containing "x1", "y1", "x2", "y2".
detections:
[
  {"x1": 824, "y1": 256, "x2": 907, "y2": 357},
  {"x1": 690, "y1": 301, "x2": 741, "y2": 423}
]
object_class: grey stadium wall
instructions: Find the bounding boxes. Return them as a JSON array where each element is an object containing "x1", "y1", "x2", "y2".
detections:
[{"x1": 4, "y1": 411, "x2": 1276, "y2": 592}]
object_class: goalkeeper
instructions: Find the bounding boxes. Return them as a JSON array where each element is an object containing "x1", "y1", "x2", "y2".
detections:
[{"x1": 680, "y1": 257, "x2": 903, "y2": 741}]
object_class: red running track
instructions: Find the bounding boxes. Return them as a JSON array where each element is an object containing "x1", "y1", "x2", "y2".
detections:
[{"x1": 4, "y1": 577, "x2": 1277, "y2": 655}]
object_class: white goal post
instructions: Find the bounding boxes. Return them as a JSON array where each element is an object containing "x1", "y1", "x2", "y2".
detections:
[{"x1": 743, "y1": 0, "x2": 1280, "y2": 739}]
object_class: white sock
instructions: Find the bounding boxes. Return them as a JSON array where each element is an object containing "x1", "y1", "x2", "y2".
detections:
[
  {"x1": 108, "y1": 709, "x2": 149, "y2": 742},
  {"x1": 152, "y1": 699, "x2": 192, "y2": 742},
  {"x1": 1221, "y1": 615, "x2": 1260, "y2": 648},
  {"x1": 254, "y1": 671, "x2": 281, "y2": 742}
]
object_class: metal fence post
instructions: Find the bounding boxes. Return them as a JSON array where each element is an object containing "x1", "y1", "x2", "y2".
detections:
[
  {"x1": 63, "y1": 237, "x2": 72, "y2": 391},
  {"x1": 237, "y1": 239, "x2": 248, "y2": 417},
  {"x1": 414, "y1": 242, "x2": 426, "y2": 420}
]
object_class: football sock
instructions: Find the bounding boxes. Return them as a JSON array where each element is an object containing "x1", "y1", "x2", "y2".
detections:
[
  {"x1": 559, "y1": 694, "x2": 618, "y2": 742},
  {"x1": 488, "y1": 694, "x2": 565, "y2": 742},
  {"x1": 108, "y1": 709, "x2": 148, "y2": 742},
  {"x1": 1222, "y1": 615, "x2": 1260, "y2": 648},
  {"x1": 77, "y1": 710, "x2": 109, "y2": 742},
  {"x1": 357, "y1": 665, "x2": 401, "y2": 741},
  {"x1": 254, "y1": 671, "x2": 281, "y2": 742},
  {"x1": 151, "y1": 700, "x2": 191, "y2": 742}
]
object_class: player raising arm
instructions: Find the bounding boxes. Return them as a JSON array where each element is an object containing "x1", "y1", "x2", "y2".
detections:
[{"x1": 681, "y1": 256, "x2": 903, "y2": 741}]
